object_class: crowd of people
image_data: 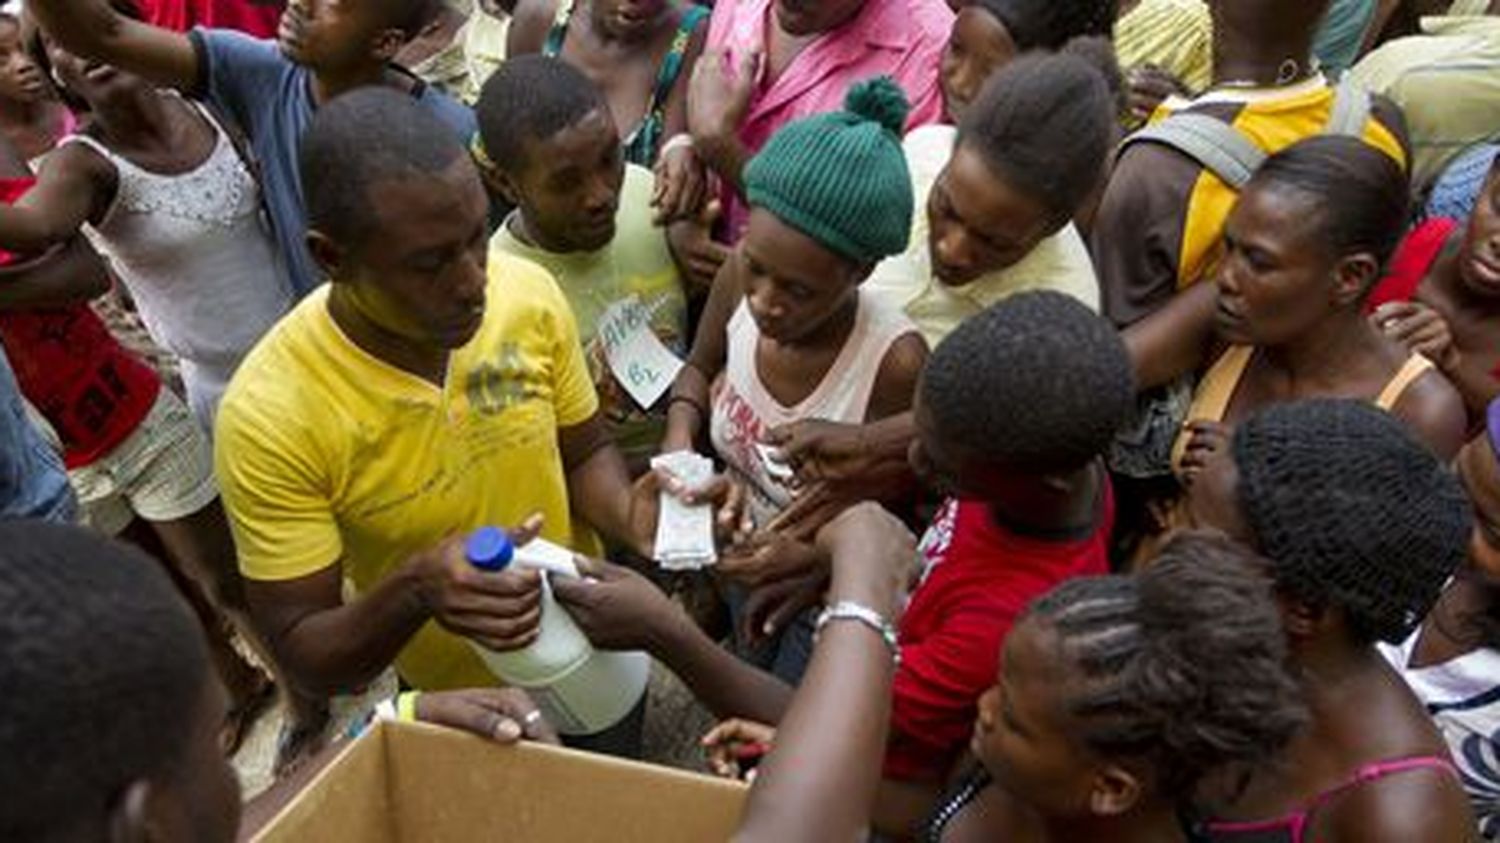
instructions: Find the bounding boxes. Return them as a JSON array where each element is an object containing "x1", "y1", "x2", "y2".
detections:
[{"x1": 0, "y1": 0, "x2": 1498, "y2": 840}]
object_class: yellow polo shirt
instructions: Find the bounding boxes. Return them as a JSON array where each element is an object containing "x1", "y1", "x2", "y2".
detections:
[{"x1": 215, "y1": 253, "x2": 599, "y2": 690}]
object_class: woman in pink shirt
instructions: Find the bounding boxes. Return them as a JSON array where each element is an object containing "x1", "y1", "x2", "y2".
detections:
[{"x1": 684, "y1": 0, "x2": 953, "y2": 244}]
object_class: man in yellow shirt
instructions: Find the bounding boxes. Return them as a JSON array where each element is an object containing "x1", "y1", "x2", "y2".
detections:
[{"x1": 215, "y1": 90, "x2": 706, "y2": 730}]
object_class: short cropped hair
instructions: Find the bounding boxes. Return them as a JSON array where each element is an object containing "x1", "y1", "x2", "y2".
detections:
[
  {"x1": 957, "y1": 52, "x2": 1116, "y2": 224},
  {"x1": 0, "y1": 521, "x2": 209, "y2": 841},
  {"x1": 474, "y1": 54, "x2": 607, "y2": 174},
  {"x1": 299, "y1": 87, "x2": 468, "y2": 249},
  {"x1": 922, "y1": 290, "x2": 1134, "y2": 472}
]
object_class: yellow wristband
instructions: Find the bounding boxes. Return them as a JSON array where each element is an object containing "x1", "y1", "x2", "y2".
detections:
[{"x1": 396, "y1": 691, "x2": 421, "y2": 723}]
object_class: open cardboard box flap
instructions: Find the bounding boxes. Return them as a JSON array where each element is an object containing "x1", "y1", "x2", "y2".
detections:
[{"x1": 253, "y1": 721, "x2": 748, "y2": 842}]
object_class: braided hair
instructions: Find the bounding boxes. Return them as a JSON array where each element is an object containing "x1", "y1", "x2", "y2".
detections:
[
  {"x1": 1232, "y1": 400, "x2": 1470, "y2": 644},
  {"x1": 1025, "y1": 532, "x2": 1305, "y2": 800}
]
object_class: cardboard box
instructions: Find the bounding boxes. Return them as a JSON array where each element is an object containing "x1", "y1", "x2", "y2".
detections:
[{"x1": 253, "y1": 721, "x2": 748, "y2": 842}]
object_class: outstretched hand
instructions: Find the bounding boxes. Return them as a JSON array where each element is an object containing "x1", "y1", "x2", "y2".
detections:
[{"x1": 551, "y1": 555, "x2": 679, "y2": 652}]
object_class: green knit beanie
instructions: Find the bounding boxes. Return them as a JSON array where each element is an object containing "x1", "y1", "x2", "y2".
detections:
[{"x1": 744, "y1": 76, "x2": 914, "y2": 265}]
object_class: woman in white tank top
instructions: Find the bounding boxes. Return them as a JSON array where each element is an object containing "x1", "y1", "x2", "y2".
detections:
[
  {"x1": 0, "y1": 30, "x2": 292, "y2": 432},
  {"x1": 660, "y1": 78, "x2": 928, "y2": 681},
  {"x1": 663, "y1": 79, "x2": 930, "y2": 535}
]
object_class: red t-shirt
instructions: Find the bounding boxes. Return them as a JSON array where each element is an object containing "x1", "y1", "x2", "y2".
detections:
[
  {"x1": 1368, "y1": 218, "x2": 1461, "y2": 312},
  {"x1": 883, "y1": 478, "x2": 1115, "y2": 781},
  {"x1": 1367, "y1": 217, "x2": 1500, "y2": 388},
  {"x1": 0, "y1": 178, "x2": 160, "y2": 468},
  {"x1": 137, "y1": 0, "x2": 283, "y2": 37}
]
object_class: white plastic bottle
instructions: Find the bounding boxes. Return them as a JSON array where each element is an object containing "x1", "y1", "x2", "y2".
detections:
[{"x1": 464, "y1": 527, "x2": 650, "y2": 736}]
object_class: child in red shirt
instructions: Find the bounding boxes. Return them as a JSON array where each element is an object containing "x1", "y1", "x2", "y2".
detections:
[{"x1": 888, "y1": 290, "x2": 1132, "y2": 787}]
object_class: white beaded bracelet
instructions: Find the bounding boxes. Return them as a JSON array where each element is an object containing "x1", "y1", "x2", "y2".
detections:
[{"x1": 815, "y1": 600, "x2": 900, "y2": 664}]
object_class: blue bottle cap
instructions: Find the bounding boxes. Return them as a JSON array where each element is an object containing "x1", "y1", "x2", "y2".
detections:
[{"x1": 466, "y1": 527, "x2": 515, "y2": 571}]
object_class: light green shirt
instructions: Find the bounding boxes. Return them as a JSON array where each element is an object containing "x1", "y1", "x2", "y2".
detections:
[
  {"x1": 489, "y1": 165, "x2": 687, "y2": 466},
  {"x1": 866, "y1": 125, "x2": 1101, "y2": 350},
  {"x1": 1351, "y1": 15, "x2": 1500, "y2": 190}
]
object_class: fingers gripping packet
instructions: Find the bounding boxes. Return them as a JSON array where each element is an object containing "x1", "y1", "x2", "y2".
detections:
[{"x1": 652, "y1": 451, "x2": 718, "y2": 571}]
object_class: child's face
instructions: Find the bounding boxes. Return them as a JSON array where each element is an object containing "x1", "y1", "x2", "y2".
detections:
[
  {"x1": 737, "y1": 207, "x2": 864, "y2": 346},
  {"x1": 504, "y1": 107, "x2": 624, "y2": 253},
  {"x1": 0, "y1": 21, "x2": 46, "y2": 104},
  {"x1": 973, "y1": 619, "x2": 1104, "y2": 819},
  {"x1": 939, "y1": 7, "x2": 1016, "y2": 123}
]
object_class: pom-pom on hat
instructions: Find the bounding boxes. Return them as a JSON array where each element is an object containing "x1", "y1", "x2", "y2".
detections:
[
  {"x1": 743, "y1": 76, "x2": 914, "y2": 266},
  {"x1": 1231, "y1": 399, "x2": 1470, "y2": 644}
]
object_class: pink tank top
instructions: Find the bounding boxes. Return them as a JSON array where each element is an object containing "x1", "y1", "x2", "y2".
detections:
[
  {"x1": 1204, "y1": 755, "x2": 1456, "y2": 843},
  {"x1": 709, "y1": 291, "x2": 918, "y2": 527}
]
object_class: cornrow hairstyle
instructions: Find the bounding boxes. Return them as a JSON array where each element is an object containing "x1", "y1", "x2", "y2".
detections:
[
  {"x1": 1232, "y1": 399, "x2": 1471, "y2": 644},
  {"x1": 475, "y1": 55, "x2": 608, "y2": 175},
  {"x1": 957, "y1": 52, "x2": 1115, "y2": 224},
  {"x1": 1024, "y1": 532, "x2": 1305, "y2": 800},
  {"x1": 1249, "y1": 136, "x2": 1412, "y2": 281},
  {"x1": 922, "y1": 290, "x2": 1133, "y2": 473},
  {"x1": 0, "y1": 521, "x2": 209, "y2": 841},
  {"x1": 972, "y1": 0, "x2": 1117, "y2": 52},
  {"x1": 299, "y1": 87, "x2": 467, "y2": 250}
]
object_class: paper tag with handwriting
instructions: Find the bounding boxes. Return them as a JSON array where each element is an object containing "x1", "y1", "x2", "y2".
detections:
[{"x1": 598, "y1": 295, "x2": 683, "y2": 410}]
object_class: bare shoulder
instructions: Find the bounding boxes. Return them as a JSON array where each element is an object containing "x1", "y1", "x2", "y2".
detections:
[
  {"x1": 1392, "y1": 365, "x2": 1468, "y2": 461},
  {"x1": 1318, "y1": 762, "x2": 1475, "y2": 843}
]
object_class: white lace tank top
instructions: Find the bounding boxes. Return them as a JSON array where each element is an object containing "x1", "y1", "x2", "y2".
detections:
[
  {"x1": 710, "y1": 291, "x2": 919, "y2": 527},
  {"x1": 64, "y1": 96, "x2": 293, "y2": 426}
]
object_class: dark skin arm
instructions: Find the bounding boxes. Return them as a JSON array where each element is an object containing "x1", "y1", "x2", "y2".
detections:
[
  {"x1": 243, "y1": 529, "x2": 545, "y2": 697},
  {"x1": 562, "y1": 408, "x2": 744, "y2": 560},
  {"x1": 662, "y1": 251, "x2": 741, "y2": 452},
  {"x1": 0, "y1": 239, "x2": 112, "y2": 308},
  {"x1": 687, "y1": 48, "x2": 758, "y2": 195},
  {"x1": 1122, "y1": 278, "x2": 1219, "y2": 391},
  {"x1": 504, "y1": 0, "x2": 555, "y2": 57},
  {"x1": 0, "y1": 138, "x2": 111, "y2": 308},
  {"x1": 719, "y1": 332, "x2": 926, "y2": 589},
  {"x1": 658, "y1": 3, "x2": 707, "y2": 145},
  {"x1": 0, "y1": 143, "x2": 115, "y2": 254},
  {"x1": 561, "y1": 409, "x2": 655, "y2": 558},
  {"x1": 734, "y1": 505, "x2": 909, "y2": 843},
  {"x1": 553, "y1": 556, "x2": 796, "y2": 723},
  {"x1": 1389, "y1": 369, "x2": 1468, "y2": 462},
  {"x1": 650, "y1": 7, "x2": 711, "y2": 224},
  {"x1": 25, "y1": 0, "x2": 200, "y2": 92},
  {"x1": 1319, "y1": 768, "x2": 1476, "y2": 843}
]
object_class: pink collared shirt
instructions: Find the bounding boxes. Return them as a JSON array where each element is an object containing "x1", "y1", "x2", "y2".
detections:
[{"x1": 707, "y1": 0, "x2": 954, "y2": 242}]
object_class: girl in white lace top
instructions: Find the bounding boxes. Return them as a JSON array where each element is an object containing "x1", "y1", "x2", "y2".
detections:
[{"x1": 0, "y1": 26, "x2": 292, "y2": 431}]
